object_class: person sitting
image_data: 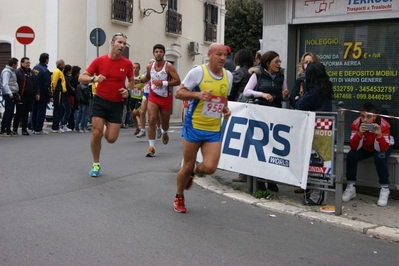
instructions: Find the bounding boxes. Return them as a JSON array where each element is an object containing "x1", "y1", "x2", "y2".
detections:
[{"x1": 342, "y1": 102, "x2": 394, "y2": 207}]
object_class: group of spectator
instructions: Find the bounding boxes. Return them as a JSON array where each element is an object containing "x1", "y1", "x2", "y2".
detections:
[{"x1": 0, "y1": 54, "x2": 92, "y2": 136}]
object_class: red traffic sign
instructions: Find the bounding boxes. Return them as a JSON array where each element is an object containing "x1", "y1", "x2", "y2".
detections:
[{"x1": 15, "y1": 26, "x2": 35, "y2": 45}]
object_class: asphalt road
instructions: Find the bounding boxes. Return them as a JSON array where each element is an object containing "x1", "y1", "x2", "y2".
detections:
[{"x1": 0, "y1": 126, "x2": 397, "y2": 266}]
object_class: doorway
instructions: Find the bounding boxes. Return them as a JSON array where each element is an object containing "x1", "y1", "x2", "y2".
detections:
[{"x1": 0, "y1": 43, "x2": 11, "y2": 73}]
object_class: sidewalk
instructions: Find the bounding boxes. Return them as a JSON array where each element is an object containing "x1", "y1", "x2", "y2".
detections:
[
  {"x1": 169, "y1": 117, "x2": 399, "y2": 242},
  {"x1": 194, "y1": 169, "x2": 399, "y2": 243}
]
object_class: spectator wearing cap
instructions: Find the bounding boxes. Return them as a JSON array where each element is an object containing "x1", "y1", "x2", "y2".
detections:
[{"x1": 224, "y1": 45, "x2": 235, "y2": 72}]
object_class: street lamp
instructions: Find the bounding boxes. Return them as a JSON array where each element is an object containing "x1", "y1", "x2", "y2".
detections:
[{"x1": 143, "y1": 0, "x2": 167, "y2": 17}]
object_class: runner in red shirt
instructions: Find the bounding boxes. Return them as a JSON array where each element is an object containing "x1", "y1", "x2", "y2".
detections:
[{"x1": 79, "y1": 33, "x2": 134, "y2": 177}]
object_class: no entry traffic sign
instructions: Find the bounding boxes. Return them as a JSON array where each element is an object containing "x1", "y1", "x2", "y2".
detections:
[{"x1": 16, "y1": 26, "x2": 35, "y2": 45}]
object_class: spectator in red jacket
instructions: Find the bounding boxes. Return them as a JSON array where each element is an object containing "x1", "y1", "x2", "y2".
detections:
[{"x1": 342, "y1": 102, "x2": 394, "y2": 206}]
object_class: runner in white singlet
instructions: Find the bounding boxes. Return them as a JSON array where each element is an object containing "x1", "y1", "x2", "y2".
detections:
[{"x1": 137, "y1": 44, "x2": 181, "y2": 157}]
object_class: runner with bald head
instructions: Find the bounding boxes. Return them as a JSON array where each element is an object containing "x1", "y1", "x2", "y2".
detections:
[{"x1": 173, "y1": 42, "x2": 233, "y2": 213}]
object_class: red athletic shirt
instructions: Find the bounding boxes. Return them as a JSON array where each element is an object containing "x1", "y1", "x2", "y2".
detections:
[{"x1": 86, "y1": 55, "x2": 133, "y2": 102}]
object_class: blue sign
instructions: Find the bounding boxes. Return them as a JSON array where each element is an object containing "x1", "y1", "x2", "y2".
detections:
[{"x1": 90, "y1": 28, "x2": 106, "y2": 47}]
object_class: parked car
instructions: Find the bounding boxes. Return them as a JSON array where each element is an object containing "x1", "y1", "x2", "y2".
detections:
[
  {"x1": 45, "y1": 101, "x2": 54, "y2": 122},
  {"x1": 0, "y1": 94, "x2": 4, "y2": 119}
]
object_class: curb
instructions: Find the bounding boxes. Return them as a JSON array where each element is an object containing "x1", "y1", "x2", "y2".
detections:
[{"x1": 194, "y1": 175, "x2": 399, "y2": 243}]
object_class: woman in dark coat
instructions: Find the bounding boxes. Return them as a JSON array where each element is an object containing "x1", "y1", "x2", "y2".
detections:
[
  {"x1": 296, "y1": 62, "x2": 333, "y2": 112},
  {"x1": 296, "y1": 62, "x2": 334, "y2": 205}
]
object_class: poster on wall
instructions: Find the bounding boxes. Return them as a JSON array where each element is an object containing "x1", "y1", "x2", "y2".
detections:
[{"x1": 299, "y1": 21, "x2": 399, "y2": 147}]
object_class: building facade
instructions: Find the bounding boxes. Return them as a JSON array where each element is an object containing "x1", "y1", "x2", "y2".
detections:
[{"x1": 0, "y1": 0, "x2": 227, "y2": 118}]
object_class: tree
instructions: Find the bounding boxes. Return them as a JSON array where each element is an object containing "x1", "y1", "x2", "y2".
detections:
[{"x1": 224, "y1": 0, "x2": 263, "y2": 57}]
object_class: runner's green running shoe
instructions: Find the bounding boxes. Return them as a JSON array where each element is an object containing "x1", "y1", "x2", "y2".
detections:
[{"x1": 89, "y1": 164, "x2": 101, "y2": 177}]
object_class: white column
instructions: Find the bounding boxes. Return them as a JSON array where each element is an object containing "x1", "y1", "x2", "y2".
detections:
[
  {"x1": 220, "y1": 0, "x2": 227, "y2": 44},
  {"x1": 86, "y1": 0, "x2": 98, "y2": 68},
  {"x1": 46, "y1": 0, "x2": 58, "y2": 68}
]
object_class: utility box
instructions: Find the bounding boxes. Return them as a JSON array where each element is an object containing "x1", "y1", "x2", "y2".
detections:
[{"x1": 188, "y1": 41, "x2": 200, "y2": 55}]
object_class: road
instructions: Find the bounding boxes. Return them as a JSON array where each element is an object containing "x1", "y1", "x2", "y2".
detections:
[{"x1": 0, "y1": 126, "x2": 397, "y2": 265}]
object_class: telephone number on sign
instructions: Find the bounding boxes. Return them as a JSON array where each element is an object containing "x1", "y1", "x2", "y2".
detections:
[
  {"x1": 358, "y1": 86, "x2": 396, "y2": 93},
  {"x1": 333, "y1": 86, "x2": 354, "y2": 92},
  {"x1": 356, "y1": 94, "x2": 392, "y2": 101},
  {"x1": 334, "y1": 93, "x2": 352, "y2": 99}
]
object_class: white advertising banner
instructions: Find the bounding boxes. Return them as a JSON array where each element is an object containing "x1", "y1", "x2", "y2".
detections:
[{"x1": 215, "y1": 102, "x2": 315, "y2": 189}]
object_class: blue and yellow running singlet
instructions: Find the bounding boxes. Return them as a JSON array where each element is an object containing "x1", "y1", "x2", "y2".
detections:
[{"x1": 184, "y1": 65, "x2": 229, "y2": 132}]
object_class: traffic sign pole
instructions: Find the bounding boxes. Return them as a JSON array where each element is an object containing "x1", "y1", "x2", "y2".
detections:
[{"x1": 96, "y1": 28, "x2": 99, "y2": 57}]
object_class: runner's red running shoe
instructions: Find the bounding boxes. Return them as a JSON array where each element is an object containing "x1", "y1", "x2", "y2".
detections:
[{"x1": 174, "y1": 195, "x2": 187, "y2": 213}]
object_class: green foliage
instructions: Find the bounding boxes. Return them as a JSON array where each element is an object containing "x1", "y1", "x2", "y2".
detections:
[
  {"x1": 252, "y1": 189, "x2": 272, "y2": 199},
  {"x1": 225, "y1": 0, "x2": 263, "y2": 57}
]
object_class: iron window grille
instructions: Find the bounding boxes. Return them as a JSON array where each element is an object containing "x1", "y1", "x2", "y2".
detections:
[
  {"x1": 166, "y1": 10, "x2": 182, "y2": 35},
  {"x1": 111, "y1": 0, "x2": 133, "y2": 25},
  {"x1": 204, "y1": 2, "x2": 218, "y2": 42}
]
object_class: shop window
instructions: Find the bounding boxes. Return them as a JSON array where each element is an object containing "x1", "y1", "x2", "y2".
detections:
[
  {"x1": 111, "y1": 0, "x2": 133, "y2": 25},
  {"x1": 299, "y1": 21, "x2": 399, "y2": 148}
]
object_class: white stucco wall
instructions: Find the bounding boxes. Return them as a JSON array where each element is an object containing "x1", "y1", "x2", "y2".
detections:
[
  {"x1": 0, "y1": 0, "x2": 225, "y2": 118},
  {"x1": 262, "y1": 25, "x2": 288, "y2": 69},
  {"x1": 0, "y1": 0, "x2": 47, "y2": 64}
]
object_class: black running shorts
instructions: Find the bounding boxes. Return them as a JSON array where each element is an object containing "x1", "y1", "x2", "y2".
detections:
[{"x1": 92, "y1": 95, "x2": 123, "y2": 124}]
